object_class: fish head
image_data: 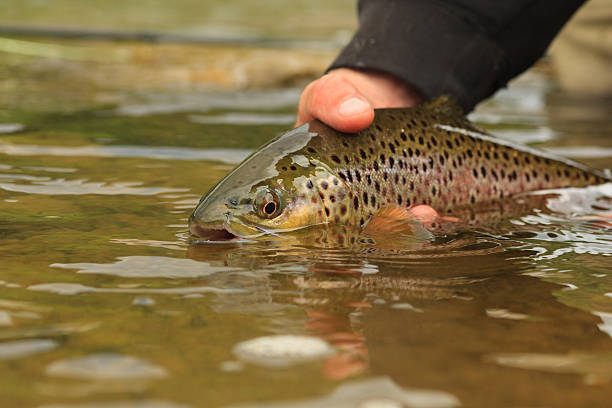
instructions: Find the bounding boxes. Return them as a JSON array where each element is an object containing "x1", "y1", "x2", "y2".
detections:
[{"x1": 189, "y1": 124, "x2": 350, "y2": 241}]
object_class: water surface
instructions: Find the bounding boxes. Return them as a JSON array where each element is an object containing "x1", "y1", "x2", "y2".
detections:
[{"x1": 1, "y1": 68, "x2": 612, "y2": 408}]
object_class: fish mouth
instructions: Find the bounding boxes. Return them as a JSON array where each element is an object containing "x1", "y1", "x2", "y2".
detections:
[{"x1": 189, "y1": 223, "x2": 237, "y2": 242}]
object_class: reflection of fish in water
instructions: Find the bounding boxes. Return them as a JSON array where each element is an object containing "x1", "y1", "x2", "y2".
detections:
[{"x1": 189, "y1": 96, "x2": 610, "y2": 241}]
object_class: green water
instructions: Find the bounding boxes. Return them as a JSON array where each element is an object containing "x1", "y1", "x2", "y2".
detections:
[
  {"x1": 1, "y1": 69, "x2": 612, "y2": 407},
  {"x1": 2, "y1": 2, "x2": 612, "y2": 405}
]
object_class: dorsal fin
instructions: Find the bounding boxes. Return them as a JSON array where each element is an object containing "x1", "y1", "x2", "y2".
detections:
[{"x1": 424, "y1": 95, "x2": 465, "y2": 117}]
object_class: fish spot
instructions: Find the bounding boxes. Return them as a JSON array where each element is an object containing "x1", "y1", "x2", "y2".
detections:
[
  {"x1": 394, "y1": 174, "x2": 399, "y2": 184},
  {"x1": 331, "y1": 155, "x2": 341, "y2": 164},
  {"x1": 374, "y1": 181, "x2": 381, "y2": 192},
  {"x1": 353, "y1": 197, "x2": 359, "y2": 210},
  {"x1": 375, "y1": 125, "x2": 382, "y2": 132},
  {"x1": 371, "y1": 196, "x2": 376, "y2": 207},
  {"x1": 346, "y1": 172, "x2": 353, "y2": 183},
  {"x1": 389, "y1": 157, "x2": 395, "y2": 167},
  {"x1": 431, "y1": 136, "x2": 438, "y2": 146},
  {"x1": 366, "y1": 174, "x2": 372, "y2": 185},
  {"x1": 281, "y1": 166, "x2": 287, "y2": 171},
  {"x1": 383, "y1": 172, "x2": 388, "y2": 181},
  {"x1": 344, "y1": 155, "x2": 350, "y2": 164},
  {"x1": 544, "y1": 173, "x2": 550, "y2": 182},
  {"x1": 467, "y1": 150, "x2": 473, "y2": 158},
  {"x1": 290, "y1": 165, "x2": 297, "y2": 171},
  {"x1": 342, "y1": 141, "x2": 349, "y2": 148},
  {"x1": 415, "y1": 149, "x2": 421, "y2": 157},
  {"x1": 359, "y1": 149, "x2": 367, "y2": 159},
  {"x1": 354, "y1": 169, "x2": 362, "y2": 182},
  {"x1": 389, "y1": 143, "x2": 396, "y2": 154},
  {"x1": 432, "y1": 186, "x2": 437, "y2": 196},
  {"x1": 457, "y1": 156, "x2": 463, "y2": 166},
  {"x1": 307, "y1": 147, "x2": 316, "y2": 154},
  {"x1": 363, "y1": 192, "x2": 369, "y2": 205},
  {"x1": 473, "y1": 169, "x2": 478, "y2": 178},
  {"x1": 480, "y1": 166, "x2": 486, "y2": 177},
  {"x1": 369, "y1": 147, "x2": 374, "y2": 154},
  {"x1": 338, "y1": 171, "x2": 347, "y2": 181},
  {"x1": 340, "y1": 205, "x2": 347, "y2": 215},
  {"x1": 381, "y1": 141, "x2": 386, "y2": 148},
  {"x1": 402, "y1": 176, "x2": 407, "y2": 185},
  {"x1": 410, "y1": 181, "x2": 415, "y2": 191},
  {"x1": 400, "y1": 132, "x2": 407, "y2": 141},
  {"x1": 333, "y1": 178, "x2": 339, "y2": 185},
  {"x1": 397, "y1": 195, "x2": 403, "y2": 205},
  {"x1": 564, "y1": 170, "x2": 570, "y2": 177},
  {"x1": 445, "y1": 140, "x2": 453, "y2": 149},
  {"x1": 409, "y1": 133, "x2": 416, "y2": 142},
  {"x1": 373, "y1": 161, "x2": 379, "y2": 171},
  {"x1": 532, "y1": 170, "x2": 538, "y2": 178},
  {"x1": 306, "y1": 180, "x2": 313, "y2": 189},
  {"x1": 321, "y1": 181, "x2": 329, "y2": 189},
  {"x1": 525, "y1": 156, "x2": 531, "y2": 164},
  {"x1": 324, "y1": 207, "x2": 330, "y2": 217},
  {"x1": 311, "y1": 197, "x2": 318, "y2": 204},
  {"x1": 418, "y1": 136, "x2": 424, "y2": 145},
  {"x1": 330, "y1": 195, "x2": 336, "y2": 203},
  {"x1": 503, "y1": 151, "x2": 510, "y2": 160},
  {"x1": 470, "y1": 195, "x2": 475, "y2": 204},
  {"x1": 439, "y1": 154, "x2": 445, "y2": 165}
]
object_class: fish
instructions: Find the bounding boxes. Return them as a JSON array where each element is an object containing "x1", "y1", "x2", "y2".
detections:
[{"x1": 189, "y1": 96, "x2": 610, "y2": 241}]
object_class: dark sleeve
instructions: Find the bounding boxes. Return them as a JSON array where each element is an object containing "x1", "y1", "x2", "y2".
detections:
[{"x1": 328, "y1": 0, "x2": 586, "y2": 112}]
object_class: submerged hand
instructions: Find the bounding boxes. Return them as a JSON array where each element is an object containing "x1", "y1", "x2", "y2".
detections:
[{"x1": 296, "y1": 68, "x2": 425, "y2": 133}]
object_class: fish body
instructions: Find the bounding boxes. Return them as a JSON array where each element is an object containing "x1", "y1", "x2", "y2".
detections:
[{"x1": 189, "y1": 96, "x2": 609, "y2": 240}]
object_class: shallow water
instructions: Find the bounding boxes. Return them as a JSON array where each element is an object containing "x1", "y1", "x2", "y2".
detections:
[{"x1": 1, "y1": 67, "x2": 612, "y2": 408}]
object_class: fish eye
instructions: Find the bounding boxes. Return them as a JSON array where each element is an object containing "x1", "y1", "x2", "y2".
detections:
[
  {"x1": 262, "y1": 200, "x2": 278, "y2": 216},
  {"x1": 255, "y1": 189, "x2": 282, "y2": 219}
]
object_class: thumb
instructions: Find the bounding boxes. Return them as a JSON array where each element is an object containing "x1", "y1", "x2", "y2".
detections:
[{"x1": 296, "y1": 72, "x2": 375, "y2": 133}]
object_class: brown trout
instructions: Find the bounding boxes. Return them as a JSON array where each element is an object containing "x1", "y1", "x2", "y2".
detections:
[{"x1": 189, "y1": 96, "x2": 610, "y2": 241}]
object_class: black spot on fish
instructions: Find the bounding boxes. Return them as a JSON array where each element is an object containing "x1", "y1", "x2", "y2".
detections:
[
  {"x1": 343, "y1": 155, "x2": 350, "y2": 164},
  {"x1": 400, "y1": 132, "x2": 407, "y2": 141},
  {"x1": 389, "y1": 157, "x2": 395, "y2": 167},
  {"x1": 397, "y1": 195, "x2": 403, "y2": 205},
  {"x1": 410, "y1": 181, "x2": 415, "y2": 191},
  {"x1": 307, "y1": 147, "x2": 316, "y2": 154},
  {"x1": 374, "y1": 181, "x2": 381, "y2": 192},
  {"x1": 409, "y1": 133, "x2": 416, "y2": 142},
  {"x1": 532, "y1": 170, "x2": 538, "y2": 178},
  {"x1": 321, "y1": 181, "x2": 329, "y2": 190},
  {"x1": 394, "y1": 174, "x2": 399, "y2": 184},
  {"x1": 282, "y1": 166, "x2": 287, "y2": 171},
  {"x1": 324, "y1": 207, "x2": 330, "y2": 217},
  {"x1": 428, "y1": 157, "x2": 434, "y2": 168},
  {"x1": 331, "y1": 155, "x2": 341, "y2": 164},
  {"x1": 473, "y1": 169, "x2": 478, "y2": 178},
  {"x1": 360, "y1": 149, "x2": 367, "y2": 159},
  {"x1": 513, "y1": 157, "x2": 519, "y2": 165},
  {"x1": 369, "y1": 147, "x2": 374, "y2": 154},
  {"x1": 491, "y1": 170, "x2": 498, "y2": 181},
  {"x1": 290, "y1": 165, "x2": 297, "y2": 171},
  {"x1": 432, "y1": 186, "x2": 437, "y2": 196},
  {"x1": 389, "y1": 144, "x2": 396, "y2": 154},
  {"x1": 418, "y1": 136, "x2": 424, "y2": 145},
  {"x1": 366, "y1": 174, "x2": 372, "y2": 185},
  {"x1": 330, "y1": 195, "x2": 336, "y2": 203},
  {"x1": 340, "y1": 205, "x2": 347, "y2": 215},
  {"x1": 380, "y1": 154, "x2": 386, "y2": 164},
  {"x1": 354, "y1": 170, "x2": 362, "y2": 182},
  {"x1": 439, "y1": 155, "x2": 445, "y2": 165},
  {"x1": 470, "y1": 195, "x2": 475, "y2": 204},
  {"x1": 353, "y1": 197, "x2": 359, "y2": 210},
  {"x1": 375, "y1": 125, "x2": 382, "y2": 131},
  {"x1": 544, "y1": 173, "x2": 550, "y2": 182},
  {"x1": 363, "y1": 192, "x2": 368, "y2": 205},
  {"x1": 381, "y1": 141, "x2": 386, "y2": 148},
  {"x1": 431, "y1": 136, "x2": 438, "y2": 146},
  {"x1": 408, "y1": 148, "x2": 413, "y2": 157},
  {"x1": 446, "y1": 140, "x2": 453, "y2": 149},
  {"x1": 370, "y1": 133, "x2": 376, "y2": 141},
  {"x1": 402, "y1": 176, "x2": 407, "y2": 184},
  {"x1": 342, "y1": 141, "x2": 349, "y2": 148},
  {"x1": 338, "y1": 171, "x2": 347, "y2": 181},
  {"x1": 467, "y1": 150, "x2": 473, "y2": 158},
  {"x1": 373, "y1": 161, "x2": 379, "y2": 171},
  {"x1": 480, "y1": 166, "x2": 486, "y2": 177},
  {"x1": 564, "y1": 170, "x2": 570, "y2": 178},
  {"x1": 346, "y1": 172, "x2": 353, "y2": 183},
  {"x1": 383, "y1": 172, "x2": 388, "y2": 181},
  {"x1": 333, "y1": 178, "x2": 339, "y2": 185},
  {"x1": 306, "y1": 180, "x2": 313, "y2": 189},
  {"x1": 371, "y1": 196, "x2": 376, "y2": 207},
  {"x1": 525, "y1": 157, "x2": 531, "y2": 164},
  {"x1": 457, "y1": 156, "x2": 463, "y2": 166},
  {"x1": 525, "y1": 172, "x2": 531, "y2": 182},
  {"x1": 493, "y1": 152, "x2": 498, "y2": 160},
  {"x1": 415, "y1": 149, "x2": 421, "y2": 157},
  {"x1": 484, "y1": 151, "x2": 490, "y2": 160}
]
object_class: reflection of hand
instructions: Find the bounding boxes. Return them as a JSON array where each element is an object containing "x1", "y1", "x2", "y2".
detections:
[{"x1": 296, "y1": 68, "x2": 425, "y2": 133}]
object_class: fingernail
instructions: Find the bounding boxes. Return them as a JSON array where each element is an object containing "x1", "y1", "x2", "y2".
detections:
[{"x1": 338, "y1": 97, "x2": 370, "y2": 117}]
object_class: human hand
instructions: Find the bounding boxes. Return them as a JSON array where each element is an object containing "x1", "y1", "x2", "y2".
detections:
[{"x1": 296, "y1": 68, "x2": 424, "y2": 133}]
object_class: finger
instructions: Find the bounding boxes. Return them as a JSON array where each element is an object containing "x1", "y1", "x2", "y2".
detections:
[{"x1": 296, "y1": 73, "x2": 374, "y2": 133}]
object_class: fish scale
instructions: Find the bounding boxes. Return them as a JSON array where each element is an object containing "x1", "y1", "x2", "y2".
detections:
[{"x1": 189, "y1": 96, "x2": 610, "y2": 240}]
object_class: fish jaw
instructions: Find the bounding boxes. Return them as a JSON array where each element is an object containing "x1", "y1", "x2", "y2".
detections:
[{"x1": 188, "y1": 196, "x2": 260, "y2": 241}]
